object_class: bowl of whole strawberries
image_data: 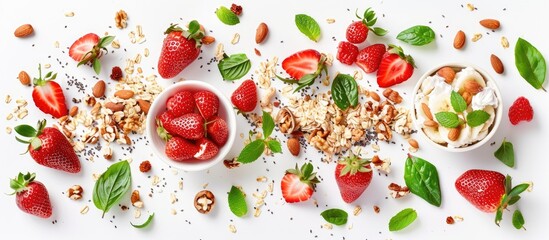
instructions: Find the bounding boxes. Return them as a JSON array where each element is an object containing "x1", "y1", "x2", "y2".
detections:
[{"x1": 146, "y1": 80, "x2": 236, "y2": 171}]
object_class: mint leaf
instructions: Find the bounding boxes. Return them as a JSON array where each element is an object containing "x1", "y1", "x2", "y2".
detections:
[
  {"x1": 262, "y1": 111, "x2": 275, "y2": 138},
  {"x1": 266, "y1": 139, "x2": 282, "y2": 153},
  {"x1": 434, "y1": 112, "x2": 460, "y2": 128},
  {"x1": 404, "y1": 154, "x2": 442, "y2": 207},
  {"x1": 389, "y1": 208, "x2": 417, "y2": 231},
  {"x1": 237, "y1": 139, "x2": 265, "y2": 164},
  {"x1": 450, "y1": 91, "x2": 467, "y2": 112},
  {"x1": 228, "y1": 186, "x2": 247, "y2": 217},
  {"x1": 515, "y1": 38, "x2": 546, "y2": 90},
  {"x1": 218, "y1": 53, "x2": 251, "y2": 81},
  {"x1": 467, "y1": 110, "x2": 490, "y2": 127},
  {"x1": 216, "y1": 6, "x2": 239, "y2": 25},
  {"x1": 494, "y1": 139, "x2": 514, "y2": 168},
  {"x1": 131, "y1": 213, "x2": 154, "y2": 228},
  {"x1": 512, "y1": 210, "x2": 525, "y2": 230},
  {"x1": 321, "y1": 208, "x2": 348, "y2": 226},
  {"x1": 295, "y1": 14, "x2": 321, "y2": 42},
  {"x1": 396, "y1": 25, "x2": 435, "y2": 46}
]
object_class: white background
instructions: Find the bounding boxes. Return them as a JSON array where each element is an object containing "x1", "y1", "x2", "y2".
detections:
[{"x1": 1, "y1": 0, "x2": 548, "y2": 239}]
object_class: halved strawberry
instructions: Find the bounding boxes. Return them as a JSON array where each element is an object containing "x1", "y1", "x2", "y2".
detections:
[
  {"x1": 167, "y1": 91, "x2": 195, "y2": 117},
  {"x1": 165, "y1": 136, "x2": 199, "y2": 162},
  {"x1": 169, "y1": 113, "x2": 205, "y2": 140},
  {"x1": 356, "y1": 43, "x2": 386, "y2": 73},
  {"x1": 194, "y1": 91, "x2": 219, "y2": 120},
  {"x1": 376, "y1": 45, "x2": 415, "y2": 88},
  {"x1": 194, "y1": 138, "x2": 219, "y2": 160},
  {"x1": 281, "y1": 49, "x2": 322, "y2": 80},
  {"x1": 31, "y1": 65, "x2": 67, "y2": 118},
  {"x1": 69, "y1": 33, "x2": 114, "y2": 74},
  {"x1": 336, "y1": 41, "x2": 359, "y2": 65},
  {"x1": 281, "y1": 163, "x2": 320, "y2": 203},
  {"x1": 206, "y1": 117, "x2": 228, "y2": 146}
]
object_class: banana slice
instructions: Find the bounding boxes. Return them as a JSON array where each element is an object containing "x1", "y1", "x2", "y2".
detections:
[
  {"x1": 453, "y1": 67, "x2": 486, "y2": 93},
  {"x1": 480, "y1": 106, "x2": 496, "y2": 133},
  {"x1": 428, "y1": 90, "x2": 452, "y2": 116},
  {"x1": 420, "y1": 75, "x2": 446, "y2": 95},
  {"x1": 423, "y1": 125, "x2": 446, "y2": 144}
]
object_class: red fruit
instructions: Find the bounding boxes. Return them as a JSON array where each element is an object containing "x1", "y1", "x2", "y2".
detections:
[
  {"x1": 281, "y1": 163, "x2": 320, "y2": 203},
  {"x1": 206, "y1": 117, "x2": 229, "y2": 146},
  {"x1": 508, "y1": 96, "x2": 534, "y2": 125},
  {"x1": 156, "y1": 111, "x2": 176, "y2": 141},
  {"x1": 336, "y1": 41, "x2": 359, "y2": 65},
  {"x1": 169, "y1": 113, "x2": 205, "y2": 140},
  {"x1": 166, "y1": 91, "x2": 195, "y2": 117},
  {"x1": 281, "y1": 49, "x2": 322, "y2": 80},
  {"x1": 455, "y1": 169, "x2": 506, "y2": 213},
  {"x1": 69, "y1": 33, "x2": 114, "y2": 74},
  {"x1": 110, "y1": 66, "x2": 123, "y2": 81},
  {"x1": 231, "y1": 80, "x2": 257, "y2": 112},
  {"x1": 158, "y1": 22, "x2": 204, "y2": 79},
  {"x1": 194, "y1": 138, "x2": 219, "y2": 160},
  {"x1": 31, "y1": 65, "x2": 68, "y2": 118},
  {"x1": 356, "y1": 44, "x2": 387, "y2": 73},
  {"x1": 376, "y1": 45, "x2": 415, "y2": 88},
  {"x1": 15, "y1": 120, "x2": 80, "y2": 173},
  {"x1": 194, "y1": 91, "x2": 219, "y2": 120},
  {"x1": 346, "y1": 21, "x2": 368, "y2": 44},
  {"x1": 335, "y1": 154, "x2": 373, "y2": 203},
  {"x1": 10, "y1": 173, "x2": 52, "y2": 218},
  {"x1": 165, "y1": 136, "x2": 199, "y2": 161}
]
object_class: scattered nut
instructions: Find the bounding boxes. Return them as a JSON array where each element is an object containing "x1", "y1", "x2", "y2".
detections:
[
  {"x1": 437, "y1": 67, "x2": 456, "y2": 84},
  {"x1": 326, "y1": 18, "x2": 336, "y2": 24},
  {"x1": 408, "y1": 138, "x2": 419, "y2": 149},
  {"x1": 131, "y1": 190, "x2": 140, "y2": 204},
  {"x1": 133, "y1": 201, "x2": 144, "y2": 209},
  {"x1": 115, "y1": 10, "x2": 128, "y2": 29},
  {"x1": 453, "y1": 30, "x2": 465, "y2": 49},
  {"x1": 223, "y1": 158, "x2": 241, "y2": 169},
  {"x1": 105, "y1": 102, "x2": 124, "y2": 112},
  {"x1": 446, "y1": 216, "x2": 455, "y2": 224},
  {"x1": 139, "y1": 160, "x2": 152, "y2": 173},
  {"x1": 231, "y1": 33, "x2": 240, "y2": 45},
  {"x1": 383, "y1": 88, "x2": 402, "y2": 104},
  {"x1": 421, "y1": 103, "x2": 433, "y2": 121},
  {"x1": 84, "y1": 95, "x2": 96, "y2": 107},
  {"x1": 479, "y1": 19, "x2": 500, "y2": 30},
  {"x1": 114, "y1": 90, "x2": 135, "y2": 99},
  {"x1": 110, "y1": 66, "x2": 123, "y2": 80},
  {"x1": 368, "y1": 91, "x2": 381, "y2": 102},
  {"x1": 448, "y1": 127, "x2": 460, "y2": 141},
  {"x1": 373, "y1": 205, "x2": 380, "y2": 214},
  {"x1": 287, "y1": 137, "x2": 300, "y2": 156},
  {"x1": 388, "y1": 183, "x2": 410, "y2": 199},
  {"x1": 137, "y1": 99, "x2": 150, "y2": 114},
  {"x1": 67, "y1": 185, "x2": 83, "y2": 200},
  {"x1": 92, "y1": 80, "x2": 106, "y2": 98},
  {"x1": 201, "y1": 36, "x2": 216, "y2": 45},
  {"x1": 424, "y1": 119, "x2": 439, "y2": 128},
  {"x1": 255, "y1": 22, "x2": 269, "y2": 44},
  {"x1": 18, "y1": 71, "x2": 31, "y2": 86},
  {"x1": 69, "y1": 106, "x2": 79, "y2": 117},
  {"x1": 466, "y1": 3, "x2": 475, "y2": 11},
  {"x1": 276, "y1": 107, "x2": 297, "y2": 134},
  {"x1": 65, "y1": 12, "x2": 75, "y2": 17},
  {"x1": 490, "y1": 54, "x2": 504, "y2": 74},
  {"x1": 461, "y1": 91, "x2": 472, "y2": 105},
  {"x1": 102, "y1": 145, "x2": 113, "y2": 160},
  {"x1": 471, "y1": 33, "x2": 482, "y2": 42},
  {"x1": 14, "y1": 24, "x2": 34, "y2": 38},
  {"x1": 254, "y1": 48, "x2": 262, "y2": 56},
  {"x1": 501, "y1": 36, "x2": 509, "y2": 49},
  {"x1": 463, "y1": 79, "x2": 483, "y2": 94},
  {"x1": 194, "y1": 190, "x2": 215, "y2": 214}
]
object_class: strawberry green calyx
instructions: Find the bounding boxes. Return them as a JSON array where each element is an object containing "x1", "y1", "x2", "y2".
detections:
[
  {"x1": 355, "y1": 8, "x2": 387, "y2": 36},
  {"x1": 165, "y1": 20, "x2": 205, "y2": 48},
  {"x1": 387, "y1": 44, "x2": 416, "y2": 68},
  {"x1": 155, "y1": 119, "x2": 172, "y2": 142},
  {"x1": 33, "y1": 64, "x2": 57, "y2": 87},
  {"x1": 338, "y1": 154, "x2": 372, "y2": 177},
  {"x1": 14, "y1": 119, "x2": 47, "y2": 153},
  {"x1": 286, "y1": 163, "x2": 320, "y2": 189},
  {"x1": 494, "y1": 175, "x2": 532, "y2": 227},
  {"x1": 77, "y1": 35, "x2": 115, "y2": 75},
  {"x1": 9, "y1": 172, "x2": 36, "y2": 194}
]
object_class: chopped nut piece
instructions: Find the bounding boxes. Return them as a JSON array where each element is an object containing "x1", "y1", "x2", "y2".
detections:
[
  {"x1": 383, "y1": 88, "x2": 403, "y2": 104},
  {"x1": 323, "y1": 223, "x2": 333, "y2": 230},
  {"x1": 501, "y1": 36, "x2": 509, "y2": 49},
  {"x1": 388, "y1": 183, "x2": 410, "y2": 199},
  {"x1": 6, "y1": 127, "x2": 12, "y2": 134},
  {"x1": 69, "y1": 106, "x2": 79, "y2": 117},
  {"x1": 170, "y1": 208, "x2": 177, "y2": 215},
  {"x1": 446, "y1": 216, "x2": 455, "y2": 224},
  {"x1": 228, "y1": 224, "x2": 237, "y2": 233},
  {"x1": 453, "y1": 215, "x2": 464, "y2": 222},
  {"x1": 471, "y1": 33, "x2": 482, "y2": 42},
  {"x1": 133, "y1": 201, "x2": 144, "y2": 209},
  {"x1": 326, "y1": 18, "x2": 336, "y2": 24},
  {"x1": 223, "y1": 158, "x2": 240, "y2": 169},
  {"x1": 115, "y1": 10, "x2": 128, "y2": 29},
  {"x1": 373, "y1": 205, "x2": 380, "y2": 213},
  {"x1": 80, "y1": 205, "x2": 89, "y2": 214},
  {"x1": 67, "y1": 185, "x2": 83, "y2": 200},
  {"x1": 408, "y1": 138, "x2": 419, "y2": 149},
  {"x1": 372, "y1": 155, "x2": 391, "y2": 174},
  {"x1": 134, "y1": 208, "x2": 141, "y2": 219},
  {"x1": 102, "y1": 145, "x2": 113, "y2": 160},
  {"x1": 256, "y1": 176, "x2": 268, "y2": 182},
  {"x1": 466, "y1": 3, "x2": 475, "y2": 11},
  {"x1": 65, "y1": 12, "x2": 75, "y2": 17},
  {"x1": 131, "y1": 190, "x2": 140, "y2": 204},
  {"x1": 194, "y1": 190, "x2": 215, "y2": 214},
  {"x1": 353, "y1": 206, "x2": 362, "y2": 216},
  {"x1": 139, "y1": 160, "x2": 151, "y2": 172},
  {"x1": 231, "y1": 33, "x2": 240, "y2": 45},
  {"x1": 230, "y1": 3, "x2": 242, "y2": 15}
]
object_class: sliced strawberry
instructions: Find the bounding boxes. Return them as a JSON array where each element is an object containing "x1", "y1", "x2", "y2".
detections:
[
  {"x1": 167, "y1": 91, "x2": 195, "y2": 117},
  {"x1": 281, "y1": 49, "x2": 322, "y2": 80},
  {"x1": 169, "y1": 113, "x2": 205, "y2": 140},
  {"x1": 336, "y1": 41, "x2": 359, "y2": 65},
  {"x1": 165, "y1": 136, "x2": 199, "y2": 162},
  {"x1": 69, "y1": 33, "x2": 100, "y2": 62},
  {"x1": 281, "y1": 163, "x2": 320, "y2": 203},
  {"x1": 194, "y1": 138, "x2": 219, "y2": 160},
  {"x1": 31, "y1": 65, "x2": 67, "y2": 118},
  {"x1": 356, "y1": 43, "x2": 386, "y2": 73},
  {"x1": 206, "y1": 117, "x2": 229, "y2": 146},
  {"x1": 194, "y1": 91, "x2": 219, "y2": 120},
  {"x1": 376, "y1": 45, "x2": 415, "y2": 88},
  {"x1": 231, "y1": 80, "x2": 257, "y2": 112}
]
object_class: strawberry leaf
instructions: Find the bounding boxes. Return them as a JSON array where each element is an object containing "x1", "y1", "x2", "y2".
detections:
[
  {"x1": 450, "y1": 91, "x2": 467, "y2": 113},
  {"x1": 262, "y1": 111, "x2": 275, "y2": 138},
  {"x1": 228, "y1": 186, "x2": 247, "y2": 217},
  {"x1": 295, "y1": 14, "x2": 321, "y2": 42},
  {"x1": 389, "y1": 208, "x2": 417, "y2": 231},
  {"x1": 14, "y1": 124, "x2": 37, "y2": 137},
  {"x1": 435, "y1": 112, "x2": 460, "y2": 128},
  {"x1": 321, "y1": 208, "x2": 348, "y2": 226},
  {"x1": 131, "y1": 213, "x2": 154, "y2": 228},
  {"x1": 266, "y1": 139, "x2": 282, "y2": 153},
  {"x1": 467, "y1": 110, "x2": 490, "y2": 127},
  {"x1": 512, "y1": 210, "x2": 525, "y2": 230},
  {"x1": 494, "y1": 139, "x2": 515, "y2": 168},
  {"x1": 371, "y1": 27, "x2": 388, "y2": 36},
  {"x1": 237, "y1": 139, "x2": 265, "y2": 164},
  {"x1": 188, "y1": 20, "x2": 200, "y2": 35}
]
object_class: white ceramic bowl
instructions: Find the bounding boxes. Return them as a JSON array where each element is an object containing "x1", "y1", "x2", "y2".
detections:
[
  {"x1": 146, "y1": 80, "x2": 237, "y2": 171},
  {"x1": 411, "y1": 63, "x2": 503, "y2": 152}
]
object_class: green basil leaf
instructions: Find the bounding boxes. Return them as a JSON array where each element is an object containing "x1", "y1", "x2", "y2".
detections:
[
  {"x1": 434, "y1": 112, "x2": 460, "y2": 128},
  {"x1": 404, "y1": 155, "x2": 442, "y2": 207},
  {"x1": 320, "y1": 208, "x2": 348, "y2": 226},
  {"x1": 396, "y1": 25, "x2": 435, "y2": 46},
  {"x1": 466, "y1": 110, "x2": 490, "y2": 127},
  {"x1": 515, "y1": 38, "x2": 546, "y2": 90},
  {"x1": 93, "y1": 160, "x2": 132, "y2": 217},
  {"x1": 512, "y1": 210, "x2": 525, "y2": 230},
  {"x1": 218, "y1": 53, "x2": 251, "y2": 81},
  {"x1": 216, "y1": 6, "x2": 239, "y2": 25},
  {"x1": 389, "y1": 208, "x2": 417, "y2": 231},
  {"x1": 237, "y1": 139, "x2": 265, "y2": 164},
  {"x1": 450, "y1": 91, "x2": 467, "y2": 113},
  {"x1": 295, "y1": 14, "x2": 321, "y2": 42},
  {"x1": 494, "y1": 139, "x2": 514, "y2": 168},
  {"x1": 131, "y1": 213, "x2": 154, "y2": 228},
  {"x1": 14, "y1": 124, "x2": 37, "y2": 138},
  {"x1": 262, "y1": 111, "x2": 275, "y2": 138},
  {"x1": 266, "y1": 139, "x2": 282, "y2": 153},
  {"x1": 228, "y1": 186, "x2": 248, "y2": 217},
  {"x1": 331, "y1": 73, "x2": 359, "y2": 111}
]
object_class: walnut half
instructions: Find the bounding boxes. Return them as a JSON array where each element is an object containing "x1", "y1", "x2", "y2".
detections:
[
  {"x1": 194, "y1": 190, "x2": 215, "y2": 214},
  {"x1": 276, "y1": 107, "x2": 297, "y2": 134}
]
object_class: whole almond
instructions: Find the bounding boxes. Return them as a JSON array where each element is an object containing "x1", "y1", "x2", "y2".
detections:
[
  {"x1": 287, "y1": 137, "x2": 300, "y2": 156},
  {"x1": 490, "y1": 54, "x2": 504, "y2": 74},
  {"x1": 448, "y1": 128, "x2": 460, "y2": 141},
  {"x1": 201, "y1": 36, "x2": 216, "y2": 45},
  {"x1": 255, "y1": 22, "x2": 269, "y2": 44},
  {"x1": 461, "y1": 91, "x2": 472, "y2": 105},
  {"x1": 69, "y1": 106, "x2": 79, "y2": 117},
  {"x1": 421, "y1": 103, "x2": 433, "y2": 120},
  {"x1": 18, "y1": 71, "x2": 31, "y2": 86},
  {"x1": 92, "y1": 80, "x2": 106, "y2": 98},
  {"x1": 464, "y1": 79, "x2": 483, "y2": 95},
  {"x1": 437, "y1": 67, "x2": 456, "y2": 84},
  {"x1": 14, "y1": 24, "x2": 34, "y2": 38},
  {"x1": 105, "y1": 102, "x2": 124, "y2": 112},
  {"x1": 130, "y1": 190, "x2": 140, "y2": 204},
  {"x1": 424, "y1": 119, "x2": 439, "y2": 128},
  {"x1": 479, "y1": 19, "x2": 500, "y2": 30},
  {"x1": 408, "y1": 138, "x2": 419, "y2": 149},
  {"x1": 114, "y1": 90, "x2": 134, "y2": 99},
  {"x1": 137, "y1": 99, "x2": 150, "y2": 114},
  {"x1": 368, "y1": 91, "x2": 381, "y2": 102},
  {"x1": 453, "y1": 30, "x2": 465, "y2": 49}
]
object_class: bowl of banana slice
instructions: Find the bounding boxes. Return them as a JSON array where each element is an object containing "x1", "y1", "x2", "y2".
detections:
[{"x1": 412, "y1": 63, "x2": 503, "y2": 152}]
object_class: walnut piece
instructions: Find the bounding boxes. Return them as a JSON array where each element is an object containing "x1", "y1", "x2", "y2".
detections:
[
  {"x1": 68, "y1": 185, "x2": 83, "y2": 200},
  {"x1": 194, "y1": 190, "x2": 215, "y2": 214},
  {"x1": 276, "y1": 107, "x2": 297, "y2": 134},
  {"x1": 388, "y1": 183, "x2": 410, "y2": 199},
  {"x1": 115, "y1": 10, "x2": 128, "y2": 29}
]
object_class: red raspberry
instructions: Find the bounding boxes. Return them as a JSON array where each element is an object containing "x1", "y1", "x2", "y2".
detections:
[
  {"x1": 139, "y1": 160, "x2": 152, "y2": 173},
  {"x1": 230, "y1": 4, "x2": 243, "y2": 16},
  {"x1": 110, "y1": 66, "x2": 123, "y2": 81},
  {"x1": 336, "y1": 41, "x2": 359, "y2": 65},
  {"x1": 508, "y1": 96, "x2": 533, "y2": 125}
]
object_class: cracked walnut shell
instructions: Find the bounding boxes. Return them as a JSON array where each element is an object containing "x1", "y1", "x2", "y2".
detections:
[
  {"x1": 194, "y1": 190, "x2": 215, "y2": 214},
  {"x1": 276, "y1": 107, "x2": 298, "y2": 134}
]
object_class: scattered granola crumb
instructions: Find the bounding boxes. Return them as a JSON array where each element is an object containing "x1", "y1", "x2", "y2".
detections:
[
  {"x1": 373, "y1": 205, "x2": 380, "y2": 214},
  {"x1": 466, "y1": 3, "x2": 475, "y2": 11},
  {"x1": 453, "y1": 215, "x2": 464, "y2": 222},
  {"x1": 323, "y1": 223, "x2": 333, "y2": 230},
  {"x1": 353, "y1": 205, "x2": 362, "y2": 216},
  {"x1": 228, "y1": 224, "x2": 237, "y2": 233},
  {"x1": 65, "y1": 12, "x2": 75, "y2": 17},
  {"x1": 231, "y1": 33, "x2": 240, "y2": 45},
  {"x1": 471, "y1": 33, "x2": 482, "y2": 42},
  {"x1": 501, "y1": 36, "x2": 509, "y2": 49},
  {"x1": 6, "y1": 127, "x2": 12, "y2": 134},
  {"x1": 170, "y1": 208, "x2": 177, "y2": 215},
  {"x1": 326, "y1": 18, "x2": 336, "y2": 24},
  {"x1": 139, "y1": 160, "x2": 152, "y2": 173}
]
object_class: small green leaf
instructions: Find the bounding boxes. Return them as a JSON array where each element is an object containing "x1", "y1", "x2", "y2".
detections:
[
  {"x1": 131, "y1": 213, "x2": 154, "y2": 228},
  {"x1": 14, "y1": 124, "x2": 37, "y2": 138},
  {"x1": 262, "y1": 111, "x2": 275, "y2": 138},
  {"x1": 508, "y1": 195, "x2": 521, "y2": 205},
  {"x1": 295, "y1": 14, "x2": 321, "y2": 42},
  {"x1": 216, "y1": 6, "x2": 240, "y2": 25},
  {"x1": 389, "y1": 208, "x2": 417, "y2": 231},
  {"x1": 512, "y1": 210, "x2": 525, "y2": 230},
  {"x1": 218, "y1": 53, "x2": 251, "y2": 81},
  {"x1": 99, "y1": 36, "x2": 115, "y2": 47},
  {"x1": 188, "y1": 20, "x2": 200, "y2": 34},
  {"x1": 515, "y1": 38, "x2": 546, "y2": 90},
  {"x1": 266, "y1": 140, "x2": 282, "y2": 153},
  {"x1": 404, "y1": 155, "x2": 442, "y2": 207},
  {"x1": 93, "y1": 58, "x2": 101, "y2": 75},
  {"x1": 467, "y1": 110, "x2": 490, "y2": 127},
  {"x1": 494, "y1": 139, "x2": 515, "y2": 168},
  {"x1": 320, "y1": 208, "x2": 348, "y2": 226},
  {"x1": 396, "y1": 25, "x2": 435, "y2": 46},
  {"x1": 331, "y1": 73, "x2": 359, "y2": 111},
  {"x1": 237, "y1": 139, "x2": 265, "y2": 164},
  {"x1": 371, "y1": 27, "x2": 388, "y2": 36},
  {"x1": 450, "y1": 91, "x2": 467, "y2": 113},
  {"x1": 434, "y1": 112, "x2": 460, "y2": 128},
  {"x1": 228, "y1": 186, "x2": 248, "y2": 217},
  {"x1": 93, "y1": 161, "x2": 132, "y2": 218},
  {"x1": 508, "y1": 183, "x2": 530, "y2": 198}
]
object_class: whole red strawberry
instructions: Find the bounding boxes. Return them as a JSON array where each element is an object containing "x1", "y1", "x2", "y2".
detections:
[
  {"x1": 508, "y1": 96, "x2": 534, "y2": 125},
  {"x1": 336, "y1": 41, "x2": 359, "y2": 65},
  {"x1": 356, "y1": 44, "x2": 386, "y2": 73},
  {"x1": 194, "y1": 138, "x2": 219, "y2": 160},
  {"x1": 335, "y1": 154, "x2": 373, "y2": 203},
  {"x1": 231, "y1": 80, "x2": 257, "y2": 112},
  {"x1": 31, "y1": 65, "x2": 68, "y2": 118},
  {"x1": 158, "y1": 21, "x2": 204, "y2": 79},
  {"x1": 377, "y1": 45, "x2": 415, "y2": 88},
  {"x1": 10, "y1": 172, "x2": 52, "y2": 218},
  {"x1": 169, "y1": 113, "x2": 205, "y2": 140},
  {"x1": 15, "y1": 120, "x2": 80, "y2": 173},
  {"x1": 206, "y1": 116, "x2": 229, "y2": 146},
  {"x1": 281, "y1": 163, "x2": 320, "y2": 203},
  {"x1": 345, "y1": 8, "x2": 387, "y2": 44},
  {"x1": 167, "y1": 91, "x2": 195, "y2": 117},
  {"x1": 165, "y1": 136, "x2": 199, "y2": 161},
  {"x1": 156, "y1": 111, "x2": 175, "y2": 141},
  {"x1": 69, "y1": 33, "x2": 114, "y2": 74},
  {"x1": 194, "y1": 91, "x2": 219, "y2": 120}
]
